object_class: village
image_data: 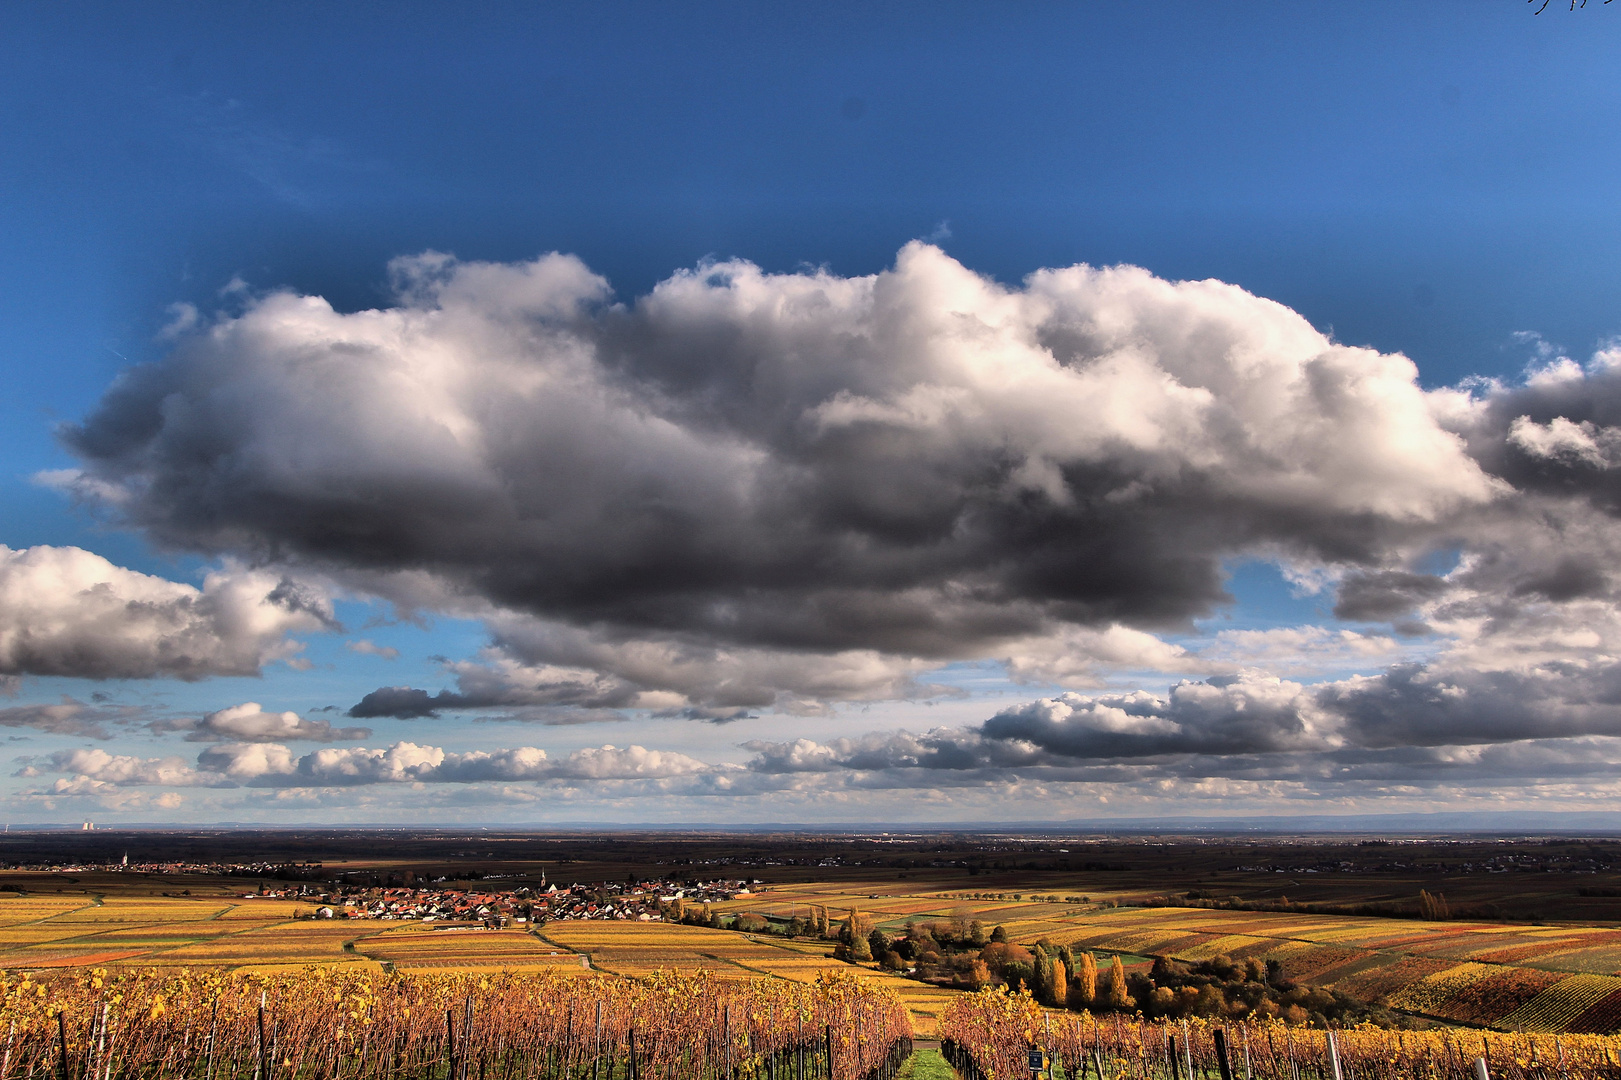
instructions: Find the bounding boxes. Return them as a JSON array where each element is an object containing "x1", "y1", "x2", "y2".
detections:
[{"x1": 242, "y1": 875, "x2": 765, "y2": 926}]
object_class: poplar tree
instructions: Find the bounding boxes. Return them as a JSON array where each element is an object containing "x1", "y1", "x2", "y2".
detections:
[
  {"x1": 1105, "y1": 954, "x2": 1131, "y2": 1009},
  {"x1": 1071, "y1": 951, "x2": 1098, "y2": 1010},
  {"x1": 845, "y1": 908, "x2": 874, "y2": 961},
  {"x1": 1033, "y1": 947, "x2": 1054, "y2": 1004},
  {"x1": 1420, "y1": 889, "x2": 1450, "y2": 921}
]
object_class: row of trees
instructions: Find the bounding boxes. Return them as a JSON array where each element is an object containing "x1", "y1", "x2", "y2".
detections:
[
  {"x1": 829, "y1": 910, "x2": 995, "y2": 962},
  {"x1": 983, "y1": 946, "x2": 1405, "y2": 1026},
  {"x1": 818, "y1": 906, "x2": 1407, "y2": 1026}
]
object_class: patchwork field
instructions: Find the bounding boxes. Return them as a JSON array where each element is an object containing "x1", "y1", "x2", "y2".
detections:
[
  {"x1": 10, "y1": 881, "x2": 1621, "y2": 1033},
  {"x1": 992, "y1": 905, "x2": 1621, "y2": 1032},
  {"x1": 535, "y1": 921, "x2": 957, "y2": 1032},
  {"x1": 357, "y1": 925, "x2": 587, "y2": 971},
  {"x1": 707, "y1": 885, "x2": 1621, "y2": 1033},
  {"x1": 539, "y1": 921, "x2": 824, "y2": 976}
]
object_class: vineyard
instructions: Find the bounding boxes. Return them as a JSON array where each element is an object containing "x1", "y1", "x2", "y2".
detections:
[
  {"x1": 12, "y1": 891, "x2": 1621, "y2": 1036},
  {"x1": 941, "y1": 989, "x2": 1621, "y2": 1080},
  {"x1": 966, "y1": 907, "x2": 1621, "y2": 1033},
  {"x1": 0, "y1": 968, "x2": 912, "y2": 1080}
]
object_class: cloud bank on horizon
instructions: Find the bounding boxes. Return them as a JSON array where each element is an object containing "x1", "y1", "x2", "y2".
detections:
[{"x1": 15, "y1": 243, "x2": 1621, "y2": 816}]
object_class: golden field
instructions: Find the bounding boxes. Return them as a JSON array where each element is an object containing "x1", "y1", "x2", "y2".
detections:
[{"x1": 11, "y1": 880, "x2": 1621, "y2": 1032}]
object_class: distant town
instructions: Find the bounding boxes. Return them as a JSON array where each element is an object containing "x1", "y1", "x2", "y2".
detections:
[
  {"x1": 309, "y1": 877, "x2": 762, "y2": 924},
  {"x1": 0, "y1": 857, "x2": 764, "y2": 925}
]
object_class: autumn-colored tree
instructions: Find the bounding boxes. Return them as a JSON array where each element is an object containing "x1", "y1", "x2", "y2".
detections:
[
  {"x1": 1070, "y1": 951, "x2": 1098, "y2": 1010},
  {"x1": 989, "y1": 924, "x2": 1007, "y2": 943},
  {"x1": 842, "y1": 908, "x2": 875, "y2": 961},
  {"x1": 1192, "y1": 983, "x2": 1228, "y2": 1017},
  {"x1": 1051, "y1": 956, "x2": 1069, "y2": 1008},
  {"x1": 1419, "y1": 889, "x2": 1450, "y2": 921},
  {"x1": 978, "y1": 940, "x2": 1034, "y2": 985},
  {"x1": 1104, "y1": 954, "x2": 1133, "y2": 1009},
  {"x1": 840, "y1": 907, "x2": 874, "y2": 943}
]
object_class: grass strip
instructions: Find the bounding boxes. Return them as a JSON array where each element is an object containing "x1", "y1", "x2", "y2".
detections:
[{"x1": 898, "y1": 1050, "x2": 957, "y2": 1080}]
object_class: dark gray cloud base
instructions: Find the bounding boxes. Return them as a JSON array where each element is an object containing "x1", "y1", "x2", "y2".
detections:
[{"x1": 64, "y1": 246, "x2": 1490, "y2": 651}]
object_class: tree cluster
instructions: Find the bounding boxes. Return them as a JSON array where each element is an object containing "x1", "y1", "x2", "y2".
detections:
[
  {"x1": 1117, "y1": 954, "x2": 1412, "y2": 1027},
  {"x1": 856, "y1": 915, "x2": 1415, "y2": 1029}
]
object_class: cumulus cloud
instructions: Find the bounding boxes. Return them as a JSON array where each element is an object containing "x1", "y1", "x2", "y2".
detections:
[
  {"x1": 982, "y1": 673, "x2": 1336, "y2": 759},
  {"x1": 1199, "y1": 626, "x2": 1406, "y2": 677},
  {"x1": 34, "y1": 738, "x2": 710, "y2": 791},
  {"x1": 0, "y1": 545, "x2": 332, "y2": 681},
  {"x1": 46, "y1": 747, "x2": 209, "y2": 788},
  {"x1": 1448, "y1": 346, "x2": 1621, "y2": 500},
  {"x1": 348, "y1": 628, "x2": 942, "y2": 720},
  {"x1": 552, "y1": 743, "x2": 707, "y2": 779},
  {"x1": 166, "y1": 702, "x2": 370, "y2": 743},
  {"x1": 346, "y1": 639, "x2": 400, "y2": 660},
  {"x1": 58, "y1": 245, "x2": 1504, "y2": 717},
  {"x1": 0, "y1": 697, "x2": 143, "y2": 739},
  {"x1": 40, "y1": 243, "x2": 1621, "y2": 806}
]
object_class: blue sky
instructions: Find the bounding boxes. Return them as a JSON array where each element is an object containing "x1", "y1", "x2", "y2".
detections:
[{"x1": 2, "y1": 2, "x2": 1620, "y2": 823}]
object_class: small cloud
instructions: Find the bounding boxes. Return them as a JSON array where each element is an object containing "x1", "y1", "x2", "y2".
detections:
[
  {"x1": 166, "y1": 702, "x2": 370, "y2": 744},
  {"x1": 158, "y1": 302, "x2": 200, "y2": 340},
  {"x1": 925, "y1": 220, "x2": 952, "y2": 243},
  {"x1": 347, "y1": 639, "x2": 401, "y2": 660},
  {"x1": 472, "y1": 706, "x2": 630, "y2": 726},
  {"x1": 653, "y1": 706, "x2": 756, "y2": 724}
]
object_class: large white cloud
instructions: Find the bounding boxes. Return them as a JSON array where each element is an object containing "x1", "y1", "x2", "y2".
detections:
[
  {"x1": 57, "y1": 244, "x2": 1505, "y2": 717},
  {"x1": 45, "y1": 748, "x2": 209, "y2": 788},
  {"x1": 0, "y1": 545, "x2": 331, "y2": 680}
]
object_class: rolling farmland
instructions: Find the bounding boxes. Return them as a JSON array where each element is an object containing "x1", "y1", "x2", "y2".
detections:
[
  {"x1": 10, "y1": 873, "x2": 1621, "y2": 1033},
  {"x1": 712, "y1": 888, "x2": 1621, "y2": 1033},
  {"x1": 360, "y1": 924, "x2": 586, "y2": 971},
  {"x1": 1014, "y1": 906, "x2": 1621, "y2": 1031},
  {"x1": 536, "y1": 921, "x2": 961, "y2": 1033}
]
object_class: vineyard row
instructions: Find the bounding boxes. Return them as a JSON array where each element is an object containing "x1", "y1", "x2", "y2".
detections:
[
  {"x1": 941, "y1": 989, "x2": 1621, "y2": 1080},
  {"x1": 0, "y1": 970, "x2": 911, "y2": 1080}
]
